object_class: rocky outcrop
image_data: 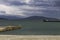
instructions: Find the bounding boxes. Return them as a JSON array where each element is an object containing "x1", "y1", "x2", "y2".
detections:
[
  {"x1": 6, "y1": 26, "x2": 22, "y2": 31},
  {"x1": 0, "y1": 27, "x2": 6, "y2": 32},
  {"x1": 0, "y1": 26, "x2": 22, "y2": 32}
]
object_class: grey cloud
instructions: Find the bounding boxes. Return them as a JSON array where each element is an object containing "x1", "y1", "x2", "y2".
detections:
[
  {"x1": 0, "y1": 0, "x2": 26, "y2": 6},
  {"x1": 28, "y1": 0, "x2": 54, "y2": 7},
  {"x1": 0, "y1": 0, "x2": 60, "y2": 19},
  {"x1": 0, "y1": 11, "x2": 6, "y2": 13},
  {"x1": 0, "y1": 11, "x2": 6, "y2": 15},
  {"x1": 0, "y1": 0, "x2": 54, "y2": 6},
  {"x1": 54, "y1": 0, "x2": 60, "y2": 7},
  {"x1": 9, "y1": 1, "x2": 26, "y2": 6}
]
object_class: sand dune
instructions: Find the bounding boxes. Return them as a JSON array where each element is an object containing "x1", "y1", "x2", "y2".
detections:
[{"x1": 0, "y1": 35, "x2": 60, "y2": 40}]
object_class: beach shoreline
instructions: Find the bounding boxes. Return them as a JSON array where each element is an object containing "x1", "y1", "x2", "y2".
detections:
[{"x1": 0, "y1": 35, "x2": 60, "y2": 40}]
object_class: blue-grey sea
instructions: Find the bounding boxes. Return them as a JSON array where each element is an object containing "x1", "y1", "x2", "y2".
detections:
[{"x1": 0, "y1": 20, "x2": 60, "y2": 35}]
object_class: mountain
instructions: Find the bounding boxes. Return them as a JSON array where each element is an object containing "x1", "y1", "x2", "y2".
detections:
[
  {"x1": 0, "y1": 15, "x2": 60, "y2": 21},
  {"x1": 22, "y1": 16, "x2": 46, "y2": 20},
  {"x1": 22, "y1": 16, "x2": 60, "y2": 21},
  {"x1": 0, "y1": 18, "x2": 8, "y2": 20},
  {"x1": 0, "y1": 15, "x2": 22, "y2": 20}
]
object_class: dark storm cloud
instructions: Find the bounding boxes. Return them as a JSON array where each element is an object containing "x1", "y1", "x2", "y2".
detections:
[
  {"x1": 9, "y1": 1, "x2": 27, "y2": 6},
  {"x1": 54, "y1": 0, "x2": 60, "y2": 7},
  {"x1": 0, "y1": 0, "x2": 53, "y2": 6},
  {"x1": 0, "y1": 0, "x2": 60, "y2": 19},
  {"x1": 0, "y1": 0, "x2": 26, "y2": 6},
  {"x1": 22, "y1": 7, "x2": 60, "y2": 18}
]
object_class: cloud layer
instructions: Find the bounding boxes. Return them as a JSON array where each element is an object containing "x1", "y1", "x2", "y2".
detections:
[{"x1": 0, "y1": 0, "x2": 60, "y2": 19}]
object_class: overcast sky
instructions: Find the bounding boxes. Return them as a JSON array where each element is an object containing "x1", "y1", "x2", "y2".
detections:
[{"x1": 0, "y1": 0, "x2": 60, "y2": 19}]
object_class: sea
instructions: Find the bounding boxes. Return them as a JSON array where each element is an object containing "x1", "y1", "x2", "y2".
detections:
[{"x1": 0, "y1": 20, "x2": 60, "y2": 35}]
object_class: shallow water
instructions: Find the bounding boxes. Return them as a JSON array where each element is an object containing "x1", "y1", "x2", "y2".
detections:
[{"x1": 0, "y1": 20, "x2": 60, "y2": 35}]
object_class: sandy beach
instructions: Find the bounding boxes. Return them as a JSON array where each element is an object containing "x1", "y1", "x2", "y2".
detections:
[{"x1": 0, "y1": 35, "x2": 60, "y2": 40}]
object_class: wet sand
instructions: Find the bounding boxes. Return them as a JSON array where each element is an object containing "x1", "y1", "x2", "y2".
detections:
[{"x1": 0, "y1": 35, "x2": 60, "y2": 40}]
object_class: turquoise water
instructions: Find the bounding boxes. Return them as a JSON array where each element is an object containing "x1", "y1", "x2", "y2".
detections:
[{"x1": 0, "y1": 20, "x2": 60, "y2": 35}]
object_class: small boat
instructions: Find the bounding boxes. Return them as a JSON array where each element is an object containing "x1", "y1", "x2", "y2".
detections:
[
  {"x1": 0, "y1": 25, "x2": 22, "y2": 32},
  {"x1": 43, "y1": 19, "x2": 49, "y2": 22},
  {"x1": 43, "y1": 19, "x2": 60, "y2": 22}
]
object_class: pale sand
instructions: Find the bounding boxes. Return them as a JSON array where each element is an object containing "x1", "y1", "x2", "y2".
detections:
[{"x1": 0, "y1": 35, "x2": 60, "y2": 40}]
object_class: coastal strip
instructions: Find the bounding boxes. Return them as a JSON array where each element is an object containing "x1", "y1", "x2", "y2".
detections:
[{"x1": 0, "y1": 35, "x2": 60, "y2": 40}]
